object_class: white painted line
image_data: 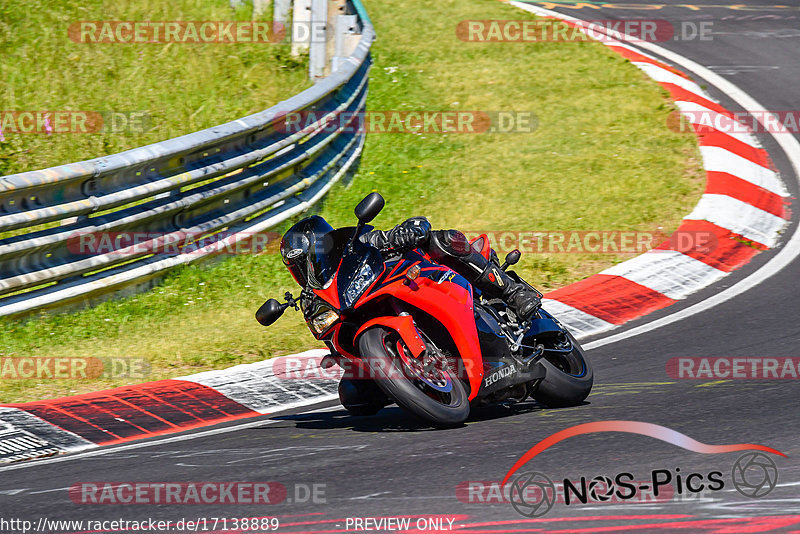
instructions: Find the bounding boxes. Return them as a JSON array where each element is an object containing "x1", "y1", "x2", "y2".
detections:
[
  {"x1": 674, "y1": 100, "x2": 762, "y2": 149},
  {"x1": 0, "y1": 394, "x2": 340, "y2": 473},
  {"x1": 631, "y1": 62, "x2": 707, "y2": 99},
  {"x1": 684, "y1": 194, "x2": 786, "y2": 248},
  {"x1": 505, "y1": 4, "x2": 800, "y2": 350},
  {"x1": 605, "y1": 42, "x2": 667, "y2": 64},
  {"x1": 181, "y1": 349, "x2": 334, "y2": 413},
  {"x1": 0, "y1": 407, "x2": 95, "y2": 462},
  {"x1": 600, "y1": 250, "x2": 727, "y2": 301},
  {"x1": 3, "y1": 0, "x2": 797, "y2": 472},
  {"x1": 700, "y1": 146, "x2": 788, "y2": 197}
]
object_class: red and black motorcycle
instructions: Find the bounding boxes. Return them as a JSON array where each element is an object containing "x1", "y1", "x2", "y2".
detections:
[{"x1": 256, "y1": 193, "x2": 593, "y2": 426}]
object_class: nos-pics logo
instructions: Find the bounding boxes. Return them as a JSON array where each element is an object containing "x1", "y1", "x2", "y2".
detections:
[{"x1": 501, "y1": 421, "x2": 784, "y2": 518}]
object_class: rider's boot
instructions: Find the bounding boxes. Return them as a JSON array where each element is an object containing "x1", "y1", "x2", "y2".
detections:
[
  {"x1": 476, "y1": 260, "x2": 542, "y2": 321},
  {"x1": 428, "y1": 230, "x2": 542, "y2": 321},
  {"x1": 338, "y1": 374, "x2": 391, "y2": 416}
]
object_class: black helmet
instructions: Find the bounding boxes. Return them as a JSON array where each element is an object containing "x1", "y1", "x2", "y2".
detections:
[{"x1": 280, "y1": 215, "x2": 335, "y2": 287}]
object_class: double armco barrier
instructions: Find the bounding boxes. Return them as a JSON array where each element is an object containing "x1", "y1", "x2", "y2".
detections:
[{"x1": 0, "y1": 1, "x2": 373, "y2": 318}]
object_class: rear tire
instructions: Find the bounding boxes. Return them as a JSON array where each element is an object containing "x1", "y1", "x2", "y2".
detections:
[
  {"x1": 358, "y1": 327, "x2": 470, "y2": 427},
  {"x1": 534, "y1": 332, "x2": 593, "y2": 407}
]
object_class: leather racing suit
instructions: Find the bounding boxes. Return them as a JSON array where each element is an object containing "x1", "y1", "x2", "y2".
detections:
[{"x1": 359, "y1": 217, "x2": 542, "y2": 321}]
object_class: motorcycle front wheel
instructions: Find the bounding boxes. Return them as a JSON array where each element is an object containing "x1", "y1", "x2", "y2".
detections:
[{"x1": 357, "y1": 326, "x2": 470, "y2": 427}]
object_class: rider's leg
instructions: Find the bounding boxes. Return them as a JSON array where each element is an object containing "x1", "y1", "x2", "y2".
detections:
[{"x1": 427, "y1": 230, "x2": 542, "y2": 321}]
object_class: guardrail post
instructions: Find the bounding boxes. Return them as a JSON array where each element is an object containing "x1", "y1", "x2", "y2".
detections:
[
  {"x1": 308, "y1": 0, "x2": 328, "y2": 80},
  {"x1": 253, "y1": 0, "x2": 271, "y2": 16},
  {"x1": 331, "y1": 14, "x2": 358, "y2": 72},
  {"x1": 326, "y1": 0, "x2": 344, "y2": 76},
  {"x1": 273, "y1": 0, "x2": 290, "y2": 24},
  {"x1": 291, "y1": 0, "x2": 312, "y2": 57},
  {"x1": 0, "y1": 0, "x2": 374, "y2": 318}
]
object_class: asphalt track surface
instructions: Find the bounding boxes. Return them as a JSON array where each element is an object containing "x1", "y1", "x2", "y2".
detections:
[{"x1": 3, "y1": 2, "x2": 800, "y2": 532}]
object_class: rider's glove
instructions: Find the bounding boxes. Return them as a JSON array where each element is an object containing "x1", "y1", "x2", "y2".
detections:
[
  {"x1": 388, "y1": 226, "x2": 421, "y2": 250},
  {"x1": 387, "y1": 217, "x2": 431, "y2": 251}
]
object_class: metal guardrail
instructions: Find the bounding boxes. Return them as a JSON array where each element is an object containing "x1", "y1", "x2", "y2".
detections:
[{"x1": 0, "y1": 0, "x2": 374, "y2": 318}]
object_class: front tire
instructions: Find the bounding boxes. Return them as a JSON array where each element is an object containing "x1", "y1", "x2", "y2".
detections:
[
  {"x1": 534, "y1": 332, "x2": 593, "y2": 407},
  {"x1": 357, "y1": 327, "x2": 470, "y2": 427}
]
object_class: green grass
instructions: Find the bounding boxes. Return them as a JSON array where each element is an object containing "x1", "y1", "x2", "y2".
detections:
[
  {"x1": 0, "y1": 0, "x2": 704, "y2": 402},
  {"x1": 0, "y1": 0, "x2": 308, "y2": 176}
]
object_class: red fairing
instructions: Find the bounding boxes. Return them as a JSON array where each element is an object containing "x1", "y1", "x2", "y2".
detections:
[
  {"x1": 355, "y1": 315, "x2": 426, "y2": 358},
  {"x1": 313, "y1": 276, "x2": 341, "y2": 309},
  {"x1": 357, "y1": 269, "x2": 484, "y2": 400}
]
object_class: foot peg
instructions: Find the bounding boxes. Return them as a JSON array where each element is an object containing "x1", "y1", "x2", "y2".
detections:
[{"x1": 524, "y1": 343, "x2": 545, "y2": 366}]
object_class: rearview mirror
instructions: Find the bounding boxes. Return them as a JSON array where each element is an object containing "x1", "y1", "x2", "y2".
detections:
[
  {"x1": 255, "y1": 298, "x2": 286, "y2": 326},
  {"x1": 501, "y1": 249, "x2": 521, "y2": 271},
  {"x1": 354, "y1": 192, "x2": 385, "y2": 224}
]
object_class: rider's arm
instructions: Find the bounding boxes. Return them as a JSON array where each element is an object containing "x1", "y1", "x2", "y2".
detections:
[{"x1": 360, "y1": 216, "x2": 431, "y2": 252}]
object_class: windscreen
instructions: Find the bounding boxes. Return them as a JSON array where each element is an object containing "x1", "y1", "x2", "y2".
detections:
[{"x1": 305, "y1": 228, "x2": 352, "y2": 289}]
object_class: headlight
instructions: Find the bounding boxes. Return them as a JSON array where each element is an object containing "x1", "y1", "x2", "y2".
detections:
[
  {"x1": 344, "y1": 263, "x2": 376, "y2": 307},
  {"x1": 309, "y1": 309, "x2": 339, "y2": 335}
]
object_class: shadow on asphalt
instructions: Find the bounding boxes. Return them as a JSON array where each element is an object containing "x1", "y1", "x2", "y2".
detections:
[{"x1": 270, "y1": 400, "x2": 589, "y2": 432}]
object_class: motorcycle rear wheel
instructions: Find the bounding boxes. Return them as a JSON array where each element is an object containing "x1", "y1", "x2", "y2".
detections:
[
  {"x1": 533, "y1": 332, "x2": 594, "y2": 407},
  {"x1": 358, "y1": 327, "x2": 470, "y2": 427}
]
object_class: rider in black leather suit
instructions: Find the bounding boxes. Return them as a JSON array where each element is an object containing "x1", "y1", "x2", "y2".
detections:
[
  {"x1": 279, "y1": 215, "x2": 543, "y2": 415},
  {"x1": 360, "y1": 216, "x2": 542, "y2": 321}
]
